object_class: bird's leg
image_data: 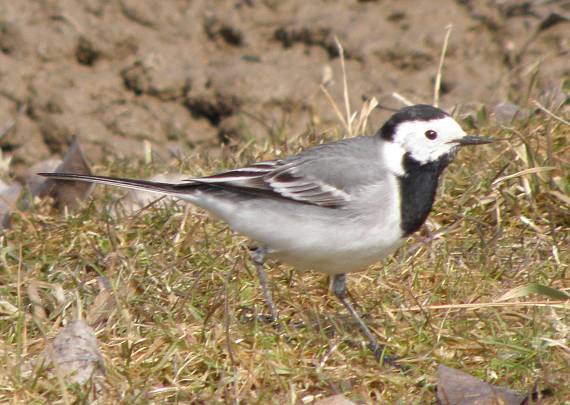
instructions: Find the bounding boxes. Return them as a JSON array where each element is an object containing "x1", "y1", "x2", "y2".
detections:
[
  {"x1": 250, "y1": 247, "x2": 280, "y2": 325},
  {"x1": 332, "y1": 274, "x2": 396, "y2": 364}
]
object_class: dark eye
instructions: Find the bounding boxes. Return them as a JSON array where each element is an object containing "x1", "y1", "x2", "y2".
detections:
[{"x1": 425, "y1": 130, "x2": 438, "y2": 140}]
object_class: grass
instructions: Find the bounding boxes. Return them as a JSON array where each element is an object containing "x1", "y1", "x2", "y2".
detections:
[{"x1": 1, "y1": 105, "x2": 569, "y2": 403}]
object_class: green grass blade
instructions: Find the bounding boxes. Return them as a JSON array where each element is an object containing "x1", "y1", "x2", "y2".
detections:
[{"x1": 497, "y1": 283, "x2": 570, "y2": 302}]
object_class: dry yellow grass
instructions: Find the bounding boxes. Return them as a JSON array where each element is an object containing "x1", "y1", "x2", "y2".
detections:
[{"x1": 0, "y1": 101, "x2": 568, "y2": 403}]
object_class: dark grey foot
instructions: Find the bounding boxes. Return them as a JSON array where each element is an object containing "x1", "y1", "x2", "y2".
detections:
[
  {"x1": 249, "y1": 247, "x2": 281, "y2": 329},
  {"x1": 332, "y1": 274, "x2": 398, "y2": 366}
]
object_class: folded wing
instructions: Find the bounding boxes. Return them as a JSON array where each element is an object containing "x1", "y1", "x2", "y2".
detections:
[{"x1": 182, "y1": 137, "x2": 383, "y2": 208}]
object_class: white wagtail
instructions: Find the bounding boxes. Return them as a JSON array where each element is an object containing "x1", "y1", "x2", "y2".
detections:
[{"x1": 40, "y1": 104, "x2": 493, "y2": 361}]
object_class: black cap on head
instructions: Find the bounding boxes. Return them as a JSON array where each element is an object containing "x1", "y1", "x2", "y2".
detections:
[{"x1": 378, "y1": 104, "x2": 449, "y2": 141}]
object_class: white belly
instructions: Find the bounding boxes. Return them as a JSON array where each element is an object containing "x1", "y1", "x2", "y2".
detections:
[
  {"x1": 269, "y1": 228, "x2": 405, "y2": 275},
  {"x1": 183, "y1": 181, "x2": 403, "y2": 275}
]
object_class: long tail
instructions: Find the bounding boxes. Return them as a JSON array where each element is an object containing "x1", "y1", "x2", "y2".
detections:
[{"x1": 38, "y1": 172, "x2": 193, "y2": 196}]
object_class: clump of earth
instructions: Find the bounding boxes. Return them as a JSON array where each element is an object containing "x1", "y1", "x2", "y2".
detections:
[{"x1": 0, "y1": 0, "x2": 568, "y2": 175}]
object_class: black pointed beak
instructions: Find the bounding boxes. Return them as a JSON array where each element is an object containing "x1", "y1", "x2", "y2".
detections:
[{"x1": 453, "y1": 135, "x2": 494, "y2": 146}]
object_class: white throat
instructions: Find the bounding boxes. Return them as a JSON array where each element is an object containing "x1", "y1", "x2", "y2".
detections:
[{"x1": 382, "y1": 141, "x2": 406, "y2": 176}]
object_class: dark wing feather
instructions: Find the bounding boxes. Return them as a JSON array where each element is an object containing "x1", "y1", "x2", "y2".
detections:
[
  {"x1": 262, "y1": 163, "x2": 350, "y2": 206},
  {"x1": 183, "y1": 157, "x2": 352, "y2": 207}
]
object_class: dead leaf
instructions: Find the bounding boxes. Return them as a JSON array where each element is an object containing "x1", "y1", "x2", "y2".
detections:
[
  {"x1": 437, "y1": 365, "x2": 526, "y2": 405},
  {"x1": 315, "y1": 395, "x2": 357, "y2": 405},
  {"x1": 120, "y1": 173, "x2": 185, "y2": 214},
  {"x1": 27, "y1": 159, "x2": 62, "y2": 194},
  {"x1": 47, "y1": 319, "x2": 105, "y2": 386},
  {"x1": 492, "y1": 102, "x2": 524, "y2": 125},
  {"x1": 32, "y1": 139, "x2": 93, "y2": 209},
  {"x1": 0, "y1": 180, "x2": 22, "y2": 229}
]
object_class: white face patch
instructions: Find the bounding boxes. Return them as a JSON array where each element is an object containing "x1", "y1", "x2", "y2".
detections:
[{"x1": 392, "y1": 116, "x2": 466, "y2": 164}]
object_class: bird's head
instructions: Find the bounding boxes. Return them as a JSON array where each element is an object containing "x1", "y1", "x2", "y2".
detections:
[{"x1": 379, "y1": 104, "x2": 492, "y2": 165}]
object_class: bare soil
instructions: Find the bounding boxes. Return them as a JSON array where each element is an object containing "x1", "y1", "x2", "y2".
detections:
[{"x1": 0, "y1": 0, "x2": 568, "y2": 172}]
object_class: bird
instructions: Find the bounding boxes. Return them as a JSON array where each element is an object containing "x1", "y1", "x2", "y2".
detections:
[{"x1": 39, "y1": 104, "x2": 493, "y2": 362}]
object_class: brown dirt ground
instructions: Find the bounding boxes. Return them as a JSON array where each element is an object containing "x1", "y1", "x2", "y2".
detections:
[{"x1": 0, "y1": 0, "x2": 568, "y2": 173}]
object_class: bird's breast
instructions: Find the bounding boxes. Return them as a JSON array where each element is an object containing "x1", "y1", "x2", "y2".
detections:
[{"x1": 398, "y1": 153, "x2": 450, "y2": 236}]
